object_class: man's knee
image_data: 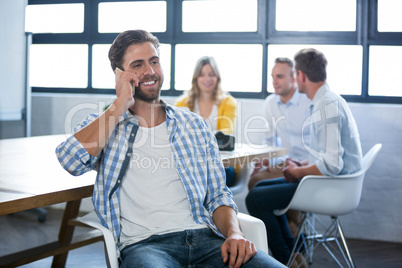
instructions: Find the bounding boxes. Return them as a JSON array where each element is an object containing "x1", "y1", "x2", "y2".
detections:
[{"x1": 242, "y1": 251, "x2": 286, "y2": 268}]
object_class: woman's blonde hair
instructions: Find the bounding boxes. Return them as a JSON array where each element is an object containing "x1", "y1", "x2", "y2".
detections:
[{"x1": 185, "y1": 56, "x2": 226, "y2": 111}]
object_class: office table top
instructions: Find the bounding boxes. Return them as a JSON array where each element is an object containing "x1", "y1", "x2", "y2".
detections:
[
  {"x1": 220, "y1": 143, "x2": 286, "y2": 168},
  {"x1": 0, "y1": 135, "x2": 95, "y2": 215}
]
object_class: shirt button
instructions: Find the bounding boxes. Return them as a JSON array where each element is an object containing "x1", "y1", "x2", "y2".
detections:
[
  {"x1": 131, "y1": 133, "x2": 135, "y2": 136},
  {"x1": 127, "y1": 153, "x2": 131, "y2": 156},
  {"x1": 117, "y1": 180, "x2": 121, "y2": 184}
]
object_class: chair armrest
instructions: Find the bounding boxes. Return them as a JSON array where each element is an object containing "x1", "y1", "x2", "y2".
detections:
[
  {"x1": 76, "y1": 210, "x2": 119, "y2": 268},
  {"x1": 238, "y1": 212, "x2": 269, "y2": 254}
]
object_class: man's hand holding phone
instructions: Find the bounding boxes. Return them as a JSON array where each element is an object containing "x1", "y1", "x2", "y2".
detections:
[{"x1": 114, "y1": 67, "x2": 138, "y2": 114}]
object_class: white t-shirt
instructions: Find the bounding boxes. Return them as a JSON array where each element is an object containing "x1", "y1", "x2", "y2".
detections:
[
  {"x1": 119, "y1": 121, "x2": 206, "y2": 250},
  {"x1": 194, "y1": 100, "x2": 219, "y2": 133}
]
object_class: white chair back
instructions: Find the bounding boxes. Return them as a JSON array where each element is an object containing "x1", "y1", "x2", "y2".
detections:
[{"x1": 275, "y1": 144, "x2": 382, "y2": 217}]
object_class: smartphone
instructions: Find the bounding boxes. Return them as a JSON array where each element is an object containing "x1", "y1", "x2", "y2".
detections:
[
  {"x1": 115, "y1": 67, "x2": 123, "y2": 84},
  {"x1": 115, "y1": 67, "x2": 135, "y2": 95}
]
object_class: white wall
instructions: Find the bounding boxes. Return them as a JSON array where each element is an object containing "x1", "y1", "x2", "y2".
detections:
[
  {"x1": 31, "y1": 94, "x2": 402, "y2": 243},
  {"x1": 0, "y1": 0, "x2": 27, "y2": 121}
]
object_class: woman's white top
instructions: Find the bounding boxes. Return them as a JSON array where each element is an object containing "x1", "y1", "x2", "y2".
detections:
[{"x1": 194, "y1": 100, "x2": 219, "y2": 132}]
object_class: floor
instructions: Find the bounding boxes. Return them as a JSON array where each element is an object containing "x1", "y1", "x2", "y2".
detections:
[{"x1": 1, "y1": 208, "x2": 402, "y2": 268}]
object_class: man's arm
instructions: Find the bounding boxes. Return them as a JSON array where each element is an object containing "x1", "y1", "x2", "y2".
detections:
[
  {"x1": 283, "y1": 159, "x2": 322, "y2": 183},
  {"x1": 212, "y1": 206, "x2": 257, "y2": 268},
  {"x1": 74, "y1": 100, "x2": 127, "y2": 156},
  {"x1": 74, "y1": 69, "x2": 136, "y2": 156}
]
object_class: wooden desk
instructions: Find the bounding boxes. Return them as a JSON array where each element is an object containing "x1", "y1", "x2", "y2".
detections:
[
  {"x1": 0, "y1": 135, "x2": 286, "y2": 267},
  {"x1": 0, "y1": 135, "x2": 97, "y2": 268}
]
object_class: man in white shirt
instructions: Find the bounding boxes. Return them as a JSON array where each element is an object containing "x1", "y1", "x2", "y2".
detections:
[{"x1": 249, "y1": 57, "x2": 311, "y2": 189}]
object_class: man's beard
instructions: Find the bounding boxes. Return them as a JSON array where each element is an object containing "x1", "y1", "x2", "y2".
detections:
[{"x1": 134, "y1": 76, "x2": 163, "y2": 102}]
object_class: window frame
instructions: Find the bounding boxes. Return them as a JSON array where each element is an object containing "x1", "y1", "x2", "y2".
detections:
[{"x1": 28, "y1": 0, "x2": 402, "y2": 104}]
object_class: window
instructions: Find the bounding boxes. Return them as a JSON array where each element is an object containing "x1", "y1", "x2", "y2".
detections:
[
  {"x1": 275, "y1": 0, "x2": 356, "y2": 31},
  {"x1": 30, "y1": 44, "x2": 88, "y2": 88},
  {"x1": 369, "y1": 46, "x2": 402, "y2": 97},
  {"x1": 98, "y1": 1, "x2": 167, "y2": 33},
  {"x1": 377, "y1": 0, "x2": 402, "y2": 32},
  {"x1": 26, "y1": 0, "x2": 402, "y2": 103},
  {"x1": 182, "y1": 0, "x2": 258, "y2": 32},
  {"x1": 25, "y1": 4, "x2": 84, "y2": 33}
]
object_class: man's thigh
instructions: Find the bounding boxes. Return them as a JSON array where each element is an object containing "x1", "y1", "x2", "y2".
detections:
[
  {"x1": 194, "y1": 230, "x2": 285, "y2": 268},
  {"x1": 120, "y1": 242, "x2": 184, "y2": 268},
  {"x1": 119, "y1": 229, "x2": 223, "y2": 268},
  {"x1": 119, "y1": 232, "x2": 188, "y2": 268}
]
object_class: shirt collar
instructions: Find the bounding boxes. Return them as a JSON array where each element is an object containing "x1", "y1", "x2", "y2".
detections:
[
  {"x1": 161, "y1": 99, "x2": 177, "y2": 120},
  {"x1": 309, "y1": 83, "x2": 330, "y2": 113},
  {"x1": 275, "y1": 89, "x2": 302, "y2": 106},
  {"x1": 311, "y1": 83, "x2": 330, "y2": 106},
  {"x1": 119, "y1": 98, "x2": 175, "y2": 125}
]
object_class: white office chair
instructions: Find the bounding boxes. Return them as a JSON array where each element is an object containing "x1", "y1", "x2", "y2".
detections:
[
  {"x1": 274, "y1": 144, "x2": 382, "y2": 268},
  {"x1": 73, "y1": 211, "x2": 269, "y2": 268}
]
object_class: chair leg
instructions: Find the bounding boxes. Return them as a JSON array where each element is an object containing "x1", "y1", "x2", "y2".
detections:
[
  {"x1": 305, "y1": 213, "x2": 316, "y2": 264},
  {"x1": 287, "y1": 214, "x2": 356, "y2": 268},
  {"x1": 337, "y1": 220, "x2": 355, "y2": 268},
  {"x1": 320, "y1": 217, "x2": 355, "y2": 268},
  {"x1": 286, "y1": 213, "x2": 309, "y2": 267}
]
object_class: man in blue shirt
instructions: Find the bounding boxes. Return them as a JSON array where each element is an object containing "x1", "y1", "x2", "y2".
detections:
[
  {"x1": 246, "y1": 48, "x2": 362, "y2": 265},
  {"x1": 56, "y1": 30, "x2": 284, "y2": 268}
]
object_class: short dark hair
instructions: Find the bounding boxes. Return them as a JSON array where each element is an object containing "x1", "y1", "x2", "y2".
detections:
[
  {"x1": 294, "y1": 48, "x2": 327, "y2": 82},
  {"x1": 108, "y1": 30, "x2": 160, "y2": 71}
]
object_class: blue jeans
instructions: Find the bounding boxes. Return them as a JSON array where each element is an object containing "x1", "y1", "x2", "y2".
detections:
[
  {"x1": 120, "y1": 228, "x2": 285, "y2": 268},
  {"x1": 246, "y1": 178, "x2": 299, "y2": 264}
]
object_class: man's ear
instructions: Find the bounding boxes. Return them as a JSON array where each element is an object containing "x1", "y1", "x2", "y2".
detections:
[{"x1": 298, "y1": 70, "x2": 307, "y2": 82}]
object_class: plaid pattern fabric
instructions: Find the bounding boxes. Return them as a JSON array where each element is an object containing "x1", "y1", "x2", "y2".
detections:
[{"x1": 56, "y1": 100, "x2": 237, "y2": 257}]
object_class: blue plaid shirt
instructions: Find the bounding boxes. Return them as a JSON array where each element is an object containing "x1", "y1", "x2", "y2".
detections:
[{"x1": 56, "y1": 100, "x2": 237, "y2": 256}]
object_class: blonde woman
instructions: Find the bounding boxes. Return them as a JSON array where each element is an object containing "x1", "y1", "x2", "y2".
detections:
[
  {"x1": 176, "y1": 56, "x2": 238, "y2": 186},
  {"x1": 176, "y1": 56, "x2": 237, "y2": 135}
]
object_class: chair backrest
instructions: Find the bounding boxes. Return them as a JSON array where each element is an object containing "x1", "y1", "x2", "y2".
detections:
[{"x1": 274, "y1": 144, "x2": 382, "y2": 217}]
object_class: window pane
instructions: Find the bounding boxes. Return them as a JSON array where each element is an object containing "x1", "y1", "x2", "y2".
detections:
[
  {"x1": 98, "y1": 1, "x2": 166, "y2": 33},
  {"x1": 92, "y1": 44, "x2": 171, "y2": 90},
  {"x1": 369, "y1": 46, "x2": 402, "y2": 97},
  {"x1": 267, "y1": 45, "x2": 362, "y2": 95},
  {"x1": 182, "y1": 0, "x2": 257, "y2": 32},
  {"x1": 29, "y1": 45, "x2": 88, "y2": 88},
  {"x1": 378, "y1": 0, "x2": 402, "y2": 32},
  {"x1": 276, "y1": 0, "x2": 356, "y2": 31},
  {"x1": 25, "y1": 4, "x2": 84, "y2": 33},
  {"x1": 175, "y1": 44, "x2": 262, "y2": 92}
]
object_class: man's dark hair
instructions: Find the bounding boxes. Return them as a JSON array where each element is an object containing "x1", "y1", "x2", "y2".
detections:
[
  {"x1": 294, "y1": 48, "x2": 327, "y2": 82},
  {"x1": 108, "y1": 30, "x2": 160, "y2": 71}
]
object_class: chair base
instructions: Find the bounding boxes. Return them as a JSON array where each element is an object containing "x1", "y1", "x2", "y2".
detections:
[{"x1": 287, "y1": 213, "x2": 356, "y2": 268}]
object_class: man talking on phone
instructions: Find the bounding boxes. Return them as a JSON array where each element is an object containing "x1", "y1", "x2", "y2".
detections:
[{"x1": 56, "y1": 30, "x2": 284, "y2": 268}]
